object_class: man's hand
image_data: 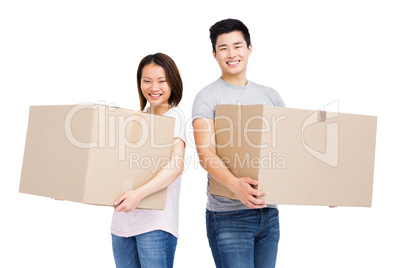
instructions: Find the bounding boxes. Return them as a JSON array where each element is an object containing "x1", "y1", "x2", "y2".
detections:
[{"x1": 231, "y1": 177, "x2": 267, "y2": 209}]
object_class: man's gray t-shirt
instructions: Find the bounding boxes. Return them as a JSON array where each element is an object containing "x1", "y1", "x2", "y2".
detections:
[{"x1": 192, "y1": 78, "x2": 285, "y2": 212}]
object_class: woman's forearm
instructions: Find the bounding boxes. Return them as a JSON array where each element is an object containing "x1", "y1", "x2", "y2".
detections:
[
  {"x1": 136, "y1": 140, "x2": 185, "y2": 198},
  {"x1": 114, "y1": 139, "x2": 185, "y2": 212}
]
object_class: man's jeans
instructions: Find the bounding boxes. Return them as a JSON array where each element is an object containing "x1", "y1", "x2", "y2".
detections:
[
  {"x1": 206, "y1": 207, "x2": 280, "y2": 268},
  {"x1": 112, "y1": 230, "x2": 177, "y2": 268}
]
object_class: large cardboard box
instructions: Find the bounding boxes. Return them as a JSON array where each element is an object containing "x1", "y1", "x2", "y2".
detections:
[
  {"x1": 210, "y1": 104, "x2": 377, "y2": 207},
  {"x1": 19, "y1": 104, "x2": 175, "y2": 209}
]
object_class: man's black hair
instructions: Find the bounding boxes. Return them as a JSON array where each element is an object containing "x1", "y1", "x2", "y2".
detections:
[{"x1": 209, "y1": 18, "x2": 251, "y2": 53}]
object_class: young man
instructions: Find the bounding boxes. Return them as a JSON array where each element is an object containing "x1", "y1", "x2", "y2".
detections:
[{"x1": 192, "y1": 19, "x2": 285, "y2": 268}]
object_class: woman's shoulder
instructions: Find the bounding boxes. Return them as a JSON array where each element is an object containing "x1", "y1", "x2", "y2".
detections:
[
  {"x1": 164, "y1": 106, "x2": 186, "y2": 141},
  {"x1": 163, "y1": 106, "x2": 187, "y2": 124}
]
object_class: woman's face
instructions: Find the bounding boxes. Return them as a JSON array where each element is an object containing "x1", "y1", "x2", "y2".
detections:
[{"x1": 140, "y1": 63, "x2": 171, "y2": 109}]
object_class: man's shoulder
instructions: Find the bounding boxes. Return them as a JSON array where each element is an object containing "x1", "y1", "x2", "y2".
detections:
[
  {"x1": 249, "y1": 80, "x2": 282, "y2": 97},
  {"x1": 248, "y1": 80, "x2": 285, "y2": 107},
  {"x1": 199, "y1": 79, "x2": 222, "y2": 93},
  {"x1": 192, "y1": 79, "x2": 222, "y2": 119},
  {"x1": 193, "y1": 79, "x2": 222, "y2": 102},
  {"x1": 248, "y1": 80, "x2": 275, "y2": 92}
]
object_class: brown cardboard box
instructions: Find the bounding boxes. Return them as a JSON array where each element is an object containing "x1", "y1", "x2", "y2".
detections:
[
  {"x1": 19, "y1": 104, "x2": 175, "y2": 209},
  {"x1": 210, "y1": 104, "x2": 377, "y2": 207}
]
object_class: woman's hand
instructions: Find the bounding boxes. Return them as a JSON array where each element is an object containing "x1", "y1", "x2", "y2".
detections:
[{"x1": 114, "y1": 190, "x2": 144, "y2": 213}]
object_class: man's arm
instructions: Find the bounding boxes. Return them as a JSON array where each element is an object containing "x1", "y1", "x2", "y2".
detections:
[{"x1": 193, "y1": 117, "x2": 266, "y2": 209}]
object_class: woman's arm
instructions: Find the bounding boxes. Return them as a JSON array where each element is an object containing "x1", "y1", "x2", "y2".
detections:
[{"x1": 114, "y1": 138, "x2": 185, "y2": 212}]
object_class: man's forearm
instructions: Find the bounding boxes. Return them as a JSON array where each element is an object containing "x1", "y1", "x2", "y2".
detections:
[{"x1": 197, "y1": 149, "x2": 237, "y2": 192}]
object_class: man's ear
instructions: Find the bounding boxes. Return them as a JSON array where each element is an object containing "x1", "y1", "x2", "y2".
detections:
[
  {"x1": 248, "y1": 44, "x2": 253, "y2": 56},
  {"x1": 212, "y1": 50, "x2": 217, "y2": 60}
]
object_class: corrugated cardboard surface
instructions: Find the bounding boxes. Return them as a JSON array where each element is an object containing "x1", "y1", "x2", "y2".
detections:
[
  {"x1": 210, "y1": 104, "x2": 377, "y2": 207},
  {"x1": 20, "y1": 104, "x2": 175, "y2": 209}
]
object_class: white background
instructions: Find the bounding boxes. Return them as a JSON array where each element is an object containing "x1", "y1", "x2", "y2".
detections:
[{"x1": 1, "y1": 1, "x2": 401, "y2": 267}]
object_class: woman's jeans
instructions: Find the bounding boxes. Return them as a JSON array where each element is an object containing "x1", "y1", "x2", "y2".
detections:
[
  {"x1": 206, "y1": 207, "x2": 280, "y2": 268},
  {"x1": 112, "y1": 230, "x2": 177, "y2": 268}
]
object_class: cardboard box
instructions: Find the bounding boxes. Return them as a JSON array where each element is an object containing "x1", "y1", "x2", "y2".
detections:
[
  {"x1": 19, "y1": 104, "x2": 175, "y2": 209},
  {"x1": 210, "y1": 104, "x2": 377, "y2": 207}
]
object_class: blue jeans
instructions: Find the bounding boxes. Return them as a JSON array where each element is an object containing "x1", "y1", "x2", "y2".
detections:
[
  {"x1": 111, "y1": 230, "x2": 177, "y2": 268},
  {"x1": 206, "y1": 208, "x2": 280, "y2": 268}
]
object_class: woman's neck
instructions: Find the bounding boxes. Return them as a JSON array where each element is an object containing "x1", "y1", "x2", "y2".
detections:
[{"x1": 147, "y1": 105, "x2": 171, "y2": 115}]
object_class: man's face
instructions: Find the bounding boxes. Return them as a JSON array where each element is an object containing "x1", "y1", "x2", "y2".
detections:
[{"x1": 213, "y1": 31, "x2": 252, "y2": 78}]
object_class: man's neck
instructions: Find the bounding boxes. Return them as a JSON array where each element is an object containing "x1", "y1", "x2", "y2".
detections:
[{"x1": 221, "y1": 73, "x2": 248, "y2": 86}]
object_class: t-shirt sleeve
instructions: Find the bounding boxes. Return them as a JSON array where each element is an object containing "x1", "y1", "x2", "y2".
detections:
[
  {"x1": 275, "y1": 91, "x2": 285, "y2": 107},
  {"x1": 164, "y1": 107, "x2": 186, "y2": 144},
  {"x1": 192, "y1": 89, "x2": 217, "y2": 121}
]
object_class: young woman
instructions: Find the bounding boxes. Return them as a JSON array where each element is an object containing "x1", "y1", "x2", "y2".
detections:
[{"x1": 111, "y1": 53, "x2": 185, "y2": 268}]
